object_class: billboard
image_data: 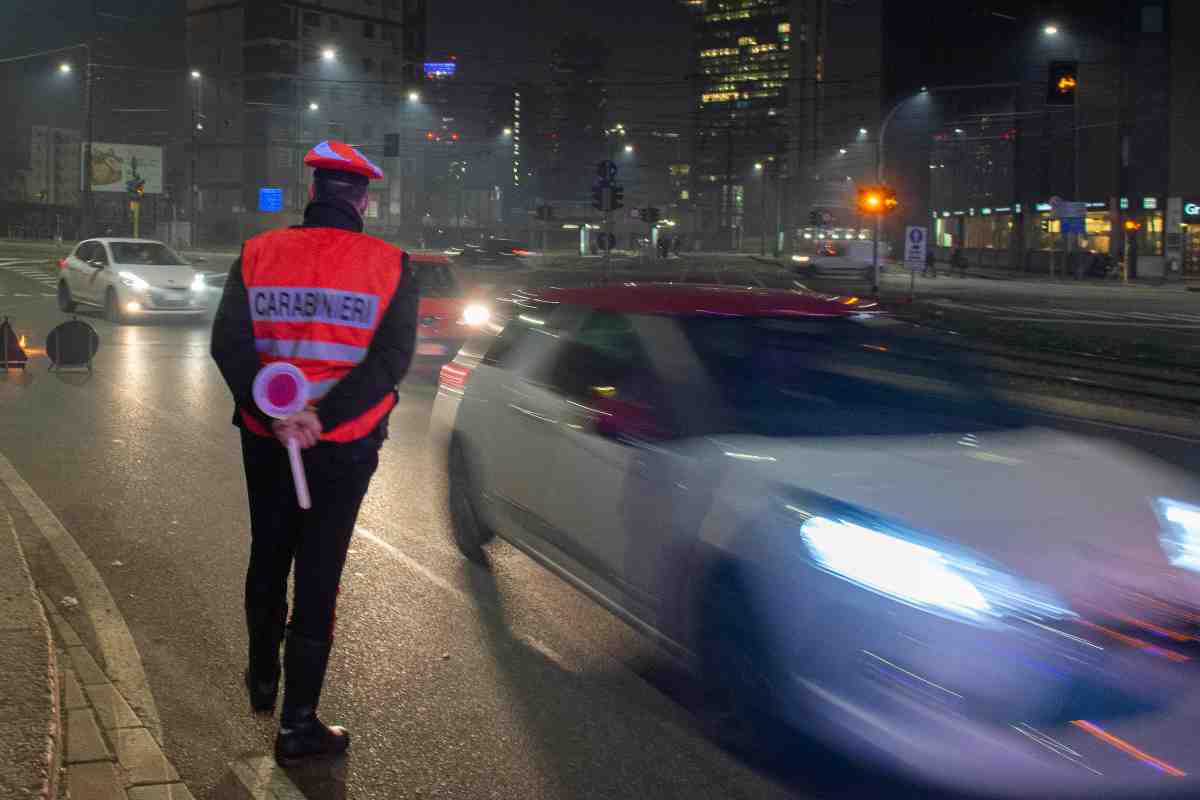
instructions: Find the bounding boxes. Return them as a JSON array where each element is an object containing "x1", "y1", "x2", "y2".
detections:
[{"x1": 84, "y1": 143, "x2": 164, "y2": 194}]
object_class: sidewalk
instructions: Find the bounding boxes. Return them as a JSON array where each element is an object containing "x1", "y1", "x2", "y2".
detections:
[
  {"x1": 880, "y1": 259, "x2": 1200, "y2": 294},
  {"x1": 1, "y1": 494, "x2": 190, "y2": 800},
  {"x1": 0, "y1": 505, "x2": 58, "y2": 800}
]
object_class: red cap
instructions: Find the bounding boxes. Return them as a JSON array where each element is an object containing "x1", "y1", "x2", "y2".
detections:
[{"x1": 303, "y1": 140, "x2": 385, "y2": 180}]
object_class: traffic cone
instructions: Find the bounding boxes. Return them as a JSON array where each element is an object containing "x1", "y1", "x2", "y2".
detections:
[{"x1": 0, "y1": 317, "x2": 28, "y2": 368}]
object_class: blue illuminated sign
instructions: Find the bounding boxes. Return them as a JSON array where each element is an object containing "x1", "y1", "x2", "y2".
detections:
[
  {"x1": 424, "y1": 62, "x2": 456, "y2": 77},
  {"x1": 258, "y1": 188, "x2": 283, "y2": 213}
]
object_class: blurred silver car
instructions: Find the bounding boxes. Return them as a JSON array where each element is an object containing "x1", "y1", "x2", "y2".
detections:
[{"x1": 432, "y1": 283, "x2": 1200, "y2": 798}]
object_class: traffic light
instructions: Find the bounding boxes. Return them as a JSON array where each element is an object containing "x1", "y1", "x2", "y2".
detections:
[
  {"x1": 1047, "y1": 60, "x2": 1078, "y2": 106},
  {"x1": 856, "y1": 185, "x2": 897, "y2": 216}
]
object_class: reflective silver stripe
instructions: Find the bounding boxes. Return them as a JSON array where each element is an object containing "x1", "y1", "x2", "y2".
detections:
[
  {"x1": 248, "y1": 286, "x2": 380, "y2": 330},
  {"x1": 308, "y1": 378, "x2": 340, "y2": 399},
  {"x1": 255, "y1": 338, "x2": 368, "y2": 363}
]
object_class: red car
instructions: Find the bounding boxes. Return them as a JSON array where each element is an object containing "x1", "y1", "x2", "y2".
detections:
[{"x1": 411, "y1": 254, "x2": 491, "y2": 366}]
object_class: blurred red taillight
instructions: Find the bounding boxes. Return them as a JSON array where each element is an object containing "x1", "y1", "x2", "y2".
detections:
[
  {"x1": 439, "y1": 362, "x2": 471, "y2": 393},
  {"x1": 58, "y1": 258, "x2": 67, "y2": 271},
  {"x1": 512, "y1": 249, "x2": 532, "y2": 257}
]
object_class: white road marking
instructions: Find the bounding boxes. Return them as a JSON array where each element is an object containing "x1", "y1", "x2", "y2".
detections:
[
  {"x1": 0, "y1": 450, "x2": 161, "y2": 738},
  {"x1": 354, "y1": 525, "x2": 467, "y2": 603},
  {"x1": 229, "y1": 756, "x2": 308, "y2": 800}
]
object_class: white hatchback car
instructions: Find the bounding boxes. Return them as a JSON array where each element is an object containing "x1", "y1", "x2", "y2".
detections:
[
  {"x1": 58, "y1": 238, "x2": 208, "y2": 323},
  {"x1": 432, "y1": 283, "x2": 1200, "y2": 797}
]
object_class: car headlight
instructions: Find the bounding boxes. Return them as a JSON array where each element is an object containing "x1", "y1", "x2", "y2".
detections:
[
  {"x1": 791, "y1": 503, "x2": 1074, "y2": 626},
  {"x1": 460, "y1": 304, "x2": 490, "y2": 326},
  {"x1": 190, "y1": 274, "x2": 206, "y2": 292},
  {"x1": 118, "y1": 271, "x2": 149, "y2": 291},
  {"x1": 1154, "y1": 498, "x2": 1200, "y2": 572}
]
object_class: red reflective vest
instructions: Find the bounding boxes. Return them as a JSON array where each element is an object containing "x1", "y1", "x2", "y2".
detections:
[{"x1": 239, "y1": 227, "x2": 404, "y2": 442}]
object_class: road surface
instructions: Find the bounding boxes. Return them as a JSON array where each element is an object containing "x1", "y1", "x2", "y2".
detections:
[{"x1": 2, "y1": 252, "x2": 1200, "y2": 799}]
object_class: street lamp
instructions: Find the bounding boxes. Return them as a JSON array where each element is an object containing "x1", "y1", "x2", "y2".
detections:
[
  {"x1": 838, "y1": 148, "x2": 848, "y2": 155},
  {"x1": 753, "y1": 162, "x2": 763, "y2": 171},
  {"x1": 321, "y1": 47, "x2": 337, "y2": 62},
  {"x1": 502, "y1": 127, "x2": 512, "y2": 136},
  {"x1": 858, "y1": 127, "x2": 868, "y2": 135},
  {"x1": 624, "y1": 144, "x2": 634, "y2": 154},
  {"x1": 1043, "y1": 24, "x2": 1059, "y2": 36},
  {"x1": 308, "y1": 101, "x2": 319, "y2": 111},
  {"x1": 408, "y1": 90, "x2": 420, "y2": 102},
  {"x1": 59, "y1": 62, "x2": 72, "y2": 74},
  {"x1": 190, "y1": 69, "x2": 201, "y2": 79}
]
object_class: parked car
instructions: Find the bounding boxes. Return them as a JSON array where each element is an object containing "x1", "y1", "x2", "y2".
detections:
[
  {"x1": 431, "y1": 282, "x2": 1200, "y2": 797},
  {"x1": 58, "y1": 238, "x2": 208, "y2": 323}
]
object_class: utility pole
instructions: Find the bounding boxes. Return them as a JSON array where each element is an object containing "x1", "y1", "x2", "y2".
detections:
[
  {"x1": 81, "y1": 42, "x2": 95, "y2": 237},
  {"x1": 759, "y1": 167, "x2": 766, "y2": 256}
]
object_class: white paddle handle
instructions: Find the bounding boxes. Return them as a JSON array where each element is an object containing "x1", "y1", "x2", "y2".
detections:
[{"x1": 287, "y1": 438, "x2": 312, "y2": 510}]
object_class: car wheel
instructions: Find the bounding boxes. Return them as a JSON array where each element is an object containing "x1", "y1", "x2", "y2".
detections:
[
  {"x1": 57, "y1": 281, "x2": 77, "y2": 312},
  {"x1": 104, "y1": 288, "x2": 124, "y2": 324},
  {"x1": 448, "y1": 437, "x2": 494, "y2": 564}
]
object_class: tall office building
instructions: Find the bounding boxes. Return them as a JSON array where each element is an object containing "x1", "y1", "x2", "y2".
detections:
[
  {"x1": 187, "y1": 0, "x2": 426, "y2": 244},
  {"x1": 684, "y1": 0, "x2": 881, "y2": 249}
]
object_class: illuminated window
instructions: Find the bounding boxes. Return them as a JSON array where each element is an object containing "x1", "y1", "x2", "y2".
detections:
[
  {"x1": 737, "y1": 36, "x2": 757, "y2": 46},
  {"x1": 778, "y1": 22, "x2": 790, "y2": 33}
]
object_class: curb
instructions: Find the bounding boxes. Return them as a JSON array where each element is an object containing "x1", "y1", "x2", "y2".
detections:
[
  {"x1": 40, "y1": 591, "x2": 194, "y2": 800},
  {"x1": 0, "y1": 505, "x2": 61, "y2": 800}
]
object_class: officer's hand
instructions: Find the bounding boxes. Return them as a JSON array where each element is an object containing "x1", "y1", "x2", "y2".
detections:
[{"x1": 272, "y1": 410, "x2": 322, "y2": 450}]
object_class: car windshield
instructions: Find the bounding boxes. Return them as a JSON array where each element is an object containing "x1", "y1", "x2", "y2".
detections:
[
  {"x1": 413, "y1": 262, "x2": 461, "y2": 298},
  {"x1": 109, "y1": 242, "x2": 188, "y2": 266},
  {"x1": 680, "y1": 316, "x2": 1026, "y2": 438}
]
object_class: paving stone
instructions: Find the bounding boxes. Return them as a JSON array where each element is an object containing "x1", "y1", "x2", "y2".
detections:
[
  {"x1": 63, "y1": 668, "x2": 87, "y2": 710},
  {"x1": 66, "y1": 645, "x2": 107, "y2": 686},
  {"x1": 66, "y1": 708, "x2": 110, "y2": 764},
  {"x1": 68, "y1": 760, "x2": 124, "y2": 800},
  {"x1": 114, "y1": 727, "x2": 178, "y2": 786},
  {"x1": 86, "y1": 683, "x2": 141, "y2": 730},
  {"x1": 128, "y1": 783, "x2": 197, "y2": 800}
]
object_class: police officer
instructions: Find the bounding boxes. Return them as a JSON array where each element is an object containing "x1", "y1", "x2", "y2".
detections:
[{"x1": 211, "y1": 140, "x2": 418, "y2": 764}]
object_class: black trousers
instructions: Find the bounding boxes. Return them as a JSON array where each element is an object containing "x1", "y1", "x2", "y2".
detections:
[{"x1": 241, "y1": 428, "x2": 379, "y2": 642}]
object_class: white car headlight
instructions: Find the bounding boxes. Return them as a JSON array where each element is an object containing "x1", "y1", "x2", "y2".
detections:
[
  {"x1": 118, "y1": 271, "x2": 149, "y2": 291},
  {"x1": 1155, "y1": 498, "x2": 1200, "y2": 572},
  {"x1": 801, "y1": 516, "x2": 991, "y2": 619},
  {"x1": 190, "y1": 274, "x2": 206, "y2": 292},
  {"x1": 460, "y1": 304, "x2": 490, "y2": 326},
  {"x1": 795, "y1": 508, "x2": 1074, "y2": 626}
]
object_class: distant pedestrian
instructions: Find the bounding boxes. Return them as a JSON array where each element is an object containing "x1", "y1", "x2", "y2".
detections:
[
  {"x1": 211, "y1": 140, "x2": 418, "y2": 765},
  {"x1": 923, "y1": 249, "x2": 937, "y2": 278}
]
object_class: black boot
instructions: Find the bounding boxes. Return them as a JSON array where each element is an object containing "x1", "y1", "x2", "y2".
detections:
[
  {"x1": 274, "y1": 633, "x2": 349, "y2": 765},
  {"x1": 245, "y1": 605, "x2": 286, "y2": 713}
]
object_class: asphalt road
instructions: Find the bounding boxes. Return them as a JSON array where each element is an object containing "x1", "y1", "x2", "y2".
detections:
[
  {"x1": 3, "y1": 250, "x2": 1200, "y2": 799},
  {"x1": 0, "y1": 261, "x2": 924, "y2": 800}
]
